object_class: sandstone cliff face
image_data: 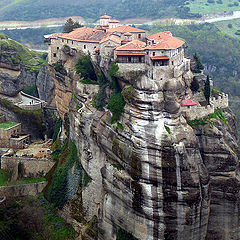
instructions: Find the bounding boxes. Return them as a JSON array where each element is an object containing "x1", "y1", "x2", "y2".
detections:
[{"x1": 50, "y1": 50, "x2": 239, "y2": 240}]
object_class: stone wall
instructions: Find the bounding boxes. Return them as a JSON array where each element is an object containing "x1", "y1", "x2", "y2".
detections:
[
  {"x1": 210, "y1": 93, "x2": 229, "y2": 109},
  {"x1": 0, "y1": 124, "x2": 21, "y2": 147},
  {"x1": 118, "y1": 63, "x2": 146, "y2": 73},
  {"x1": 0, "y1": 182, "x2": 46, "y2": 198},
  {"x1": 182, "y1": 94, "x2": 229, "y2": 121},
  {"x1": 182, "y1": 105, "x2": 214, "y2": 121},
  {"x1": 17, "y1": 91, "x2": 47, "y2": 111},
  {"x1": 48, "y1": 38, "x2": 99, "y2": 64},
  {"x1": 1, "y1": 155, "x2": 54, "y2": 181}
]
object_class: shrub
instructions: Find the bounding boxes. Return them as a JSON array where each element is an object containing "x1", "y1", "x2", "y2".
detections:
[
  {"x1": 75, "y1": 55, "x2": 97, "y2": 82},
  {"x1": 107, "y1": 93, "x2": 125, "y2": 124}
]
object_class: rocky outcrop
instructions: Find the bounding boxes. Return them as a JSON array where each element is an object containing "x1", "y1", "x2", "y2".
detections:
[
  {"x1": 0, "y1": 38, "x2": 54, "y2": 103},
  {"x1": 50, "y1": 48, "x2": 240, "y2": 240},
  {"x1": 36, "y1": 65, "x2": 55, "y2": 105}
]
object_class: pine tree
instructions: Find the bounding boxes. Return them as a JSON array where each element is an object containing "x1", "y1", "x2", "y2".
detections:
[
  {"x1": 204, "y1": 75, "x2": 211, "y2": 104},
  {"x1": 63, "y1": 18, "x2": 82, "y2": 33}
]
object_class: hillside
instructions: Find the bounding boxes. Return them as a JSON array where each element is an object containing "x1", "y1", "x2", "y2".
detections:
[{"x1": 0, "y1": 0, "x2": 198, "y2": 21}]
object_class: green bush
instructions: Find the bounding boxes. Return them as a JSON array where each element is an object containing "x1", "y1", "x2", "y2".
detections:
[
  {"x1": 75, "y1": 55, "x2": 97, "y2": 82},
  {"x1": 48, "y1": 141, "x2": 91, "y2": 209},
  {"x1": 108, "y1": 93, "x2": 126, "y2": 124}
]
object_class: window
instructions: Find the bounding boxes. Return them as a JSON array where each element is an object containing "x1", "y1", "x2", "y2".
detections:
[
  {"x1": 138, "y1": 34, "x2": 141, "y2": 39},
  {"x1": 62, "y1": 39, "x2": 64, "y2": 43},
  {"x1": 153, "y1": 52, "x2": 155, "y2": 56},
  {"x1": 128, "y1": 57, "x2": 131, "y2": 62},
  {"x1": 84, "y1": 45, "x2": 86, "y2": 49},
  {"x1": 53, "y1": 53, "x2": 57, "y2": 57},
  {"x1": 67, "y1": 40, "x2": 69, "y2": 44},
  {"x1": 57, "y1": 47, "x2": 59, "y2": 50},
  {"x1": 72, "y1": 41, "x2": 74, "y2": 45},
  {"x1": 139, "y1": 57, "x2": 142, "y2": 62}
]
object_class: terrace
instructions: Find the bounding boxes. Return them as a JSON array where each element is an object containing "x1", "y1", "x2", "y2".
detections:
[{"x1": 0, "y1": 121, "x2": 18, "y2": 130}]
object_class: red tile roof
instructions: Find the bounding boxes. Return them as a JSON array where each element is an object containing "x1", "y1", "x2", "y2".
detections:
[
  {"x1": 107, "y1": 25, "x2": 145, "y2": 33},
  {"x1": 146, "y1": 31, "x2": 185, "y2": 50},
  {"x1": 116, "y1": 52, "x2": 145, "y2": 56},
  {"x1": 116, "y1": 40, "x2": 146, "y2": 51},
  {"x1": 100, "y1": 34, "x2": 122, "y2": 44},
  {"x1": 150, "y1": 56, "x2": 169, "y2": 60},
  {"x1": 48, "y1": 33, "x2": 66, "y2": 39},
  {"x1": 181, "y1": 99, "x2": 197, "y2": 107},
  {"x1": 59, "y1": 27, "x2": 107, "y2": 43}
]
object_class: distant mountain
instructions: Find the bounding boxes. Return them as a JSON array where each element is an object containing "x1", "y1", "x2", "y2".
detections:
[{"x1": 0, "y1": 0, "x2": 198, "y2": 21}]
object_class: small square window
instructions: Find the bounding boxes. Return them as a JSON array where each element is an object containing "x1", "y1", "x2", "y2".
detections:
[
  {"x1": 53, "y1": 53, "x2": 57, "y2": 57},
  {"x1": 57, "y1": 47, "x2": 59, "y2": 50},
  {"x1": 84, "y1": 45, "x2": 86, "y2": 49},
  {"x1": 153, "y1": 52, "x2": 155, "y2": 56}
]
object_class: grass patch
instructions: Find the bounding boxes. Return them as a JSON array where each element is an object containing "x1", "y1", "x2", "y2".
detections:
[
  {"x1": 214, "y1": 19, "x2": 240, "y2": 38},
  {"x1": 117, "y1": 122, "x2": 124, "y2": 130},
  {"x1": 11, "y1": 177, "x2": 46, "y2": 185},
  {"x1": 188, "y1": 0, "x2": 240, "y2": 15},
  {"x1": 0, "y1": 121, "x2": 18, "y2": 129},
  {"x1": 0, "y1": 38, "x2": 47, "y2": 73},
  {"x1": 0, "y1": 169, "x2": 10, "y2": 186}
]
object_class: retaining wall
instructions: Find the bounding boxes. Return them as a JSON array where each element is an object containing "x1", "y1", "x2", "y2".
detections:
[
  {"x1": 1, "y1": 155, "x2": 54, "y2": 181},
  {"x1": 0, "y1": 182, "x2": 47, "y2": 198}
]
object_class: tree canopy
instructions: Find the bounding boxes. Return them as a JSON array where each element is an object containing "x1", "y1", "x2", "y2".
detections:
[{"x1": 63, "y1": 18, "x2": 82, "y2": 33}]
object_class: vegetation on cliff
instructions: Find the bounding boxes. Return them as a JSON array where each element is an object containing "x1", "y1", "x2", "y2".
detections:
[
  {"x1": 187, "y1": 108, "x2": 228, "y2": 127},
  {"x1": 0, "y1": 196, "x2": 75, "y2": 239},
  {"x1": 48, "y1": 139, "x2": 90, "y2": 209},
  {"x1": 75, "y1": 54, "x2": 98, "y2": 84},
  {"x1": 0, "y1": 36, "x2": 47, "y2": 72}
]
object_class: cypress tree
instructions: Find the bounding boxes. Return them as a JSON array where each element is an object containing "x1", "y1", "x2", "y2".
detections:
[
  {"x1": 193, "y1": 53, "x2": 204, "y2": 73},
  {"x1": 204, "y1": 75, "x2": 211, "y2": 104}
]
